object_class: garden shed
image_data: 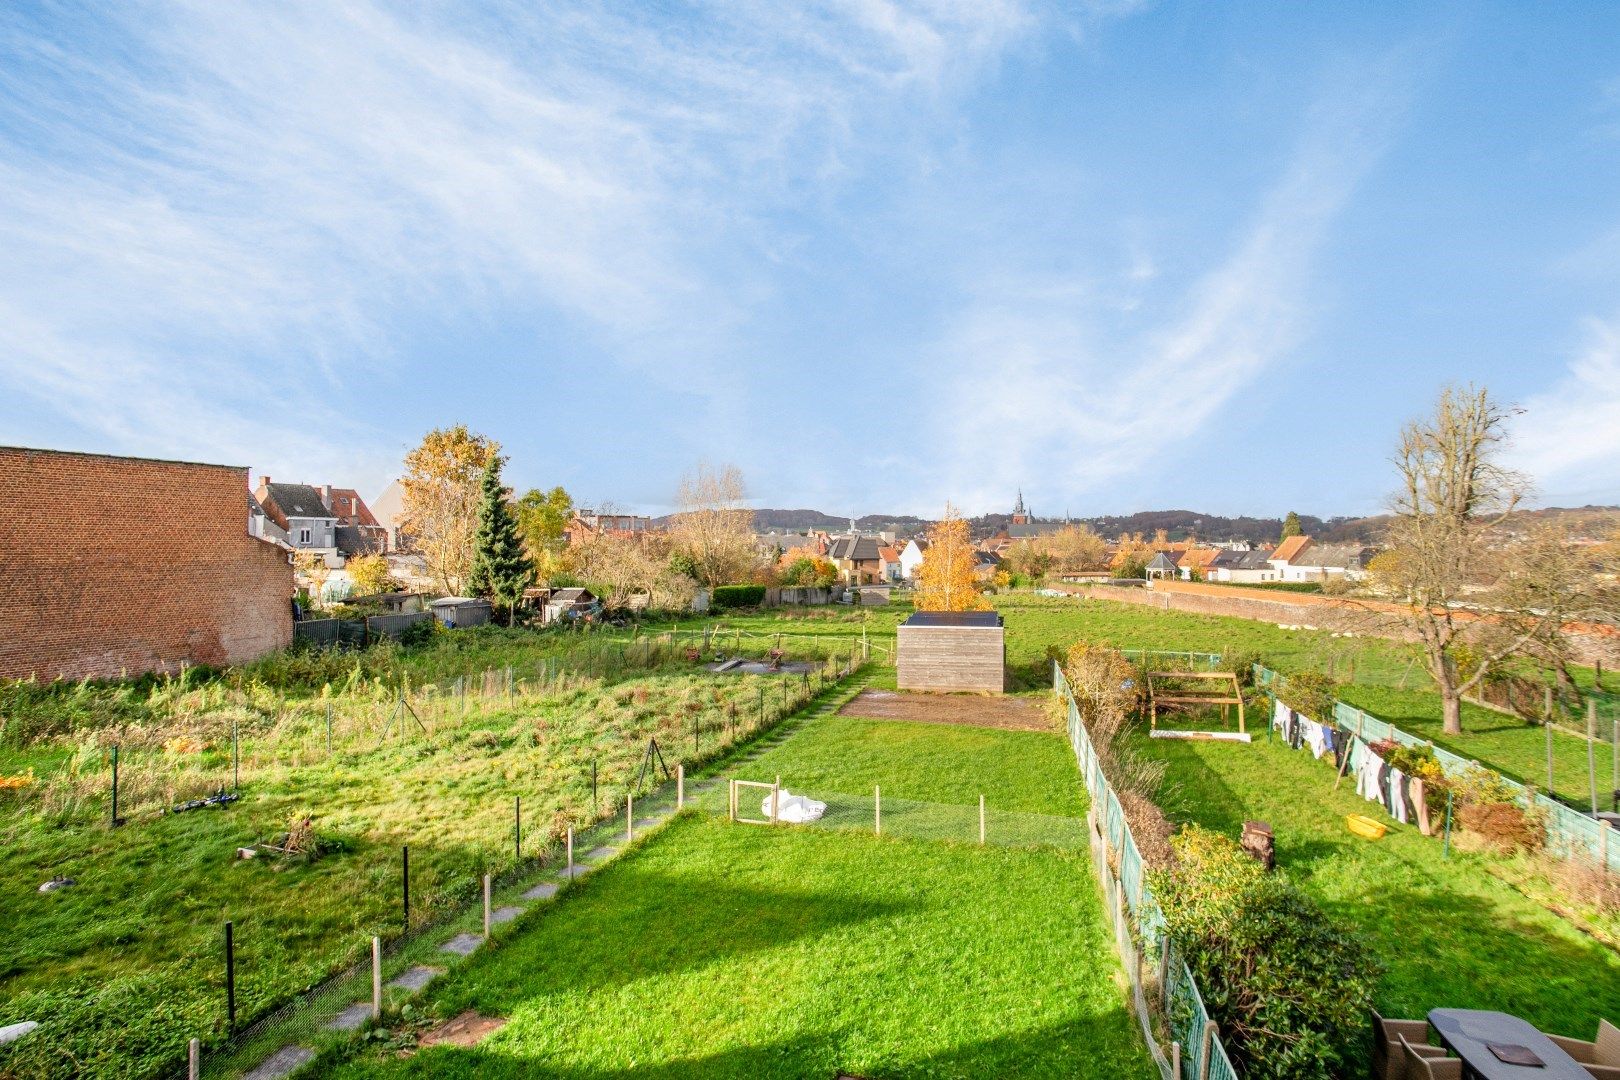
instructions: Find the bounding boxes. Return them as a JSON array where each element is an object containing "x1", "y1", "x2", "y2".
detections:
[
  {"x1": 896, "y1": 611, "x2": 1006, "y2": 693},
  {"x1": 429, "y1": 597, "x2": 492, "y2": 628}
]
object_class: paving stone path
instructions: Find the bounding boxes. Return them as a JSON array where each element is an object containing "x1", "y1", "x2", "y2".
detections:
[
  {"x1": 490, "y1": 905, "x2": 524, "y2": 925},
  {"x1": 440, "y1": 932, "x2": 482, "y2": 957},
  {"x1": 521, "y1": 881, "x2": 558, "y2": 900},
  {"x1": 325, "y1": 1003, "x2": 372, "y2": 1032},
  {"x1": 241, "y1": 1046, "x2": 314, "y2": 1080},
  {"x1": 387, "y1": 966, "x2": 442, "y2": 992}
]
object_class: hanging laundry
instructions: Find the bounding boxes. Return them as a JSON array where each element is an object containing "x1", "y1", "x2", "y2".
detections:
[
  {"x1": 1273, "y1": 697, "x2": 1289, "y2": 733},
  {"x1": 1302, "y1": 719, "x2": 1328, "y2": 759},
  {"x1": 1389, "y1": 767, "x2": 1408, "y2": 823}
]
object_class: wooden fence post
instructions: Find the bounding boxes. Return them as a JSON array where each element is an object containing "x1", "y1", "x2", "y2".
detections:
[
  {"x1": 979, "y1": 795, "x2": 986, "y2": 845},
  {"x1": 372, "y1": 936, "x2": 382, "y2": 1019},
  {"x1": 483, "y1": 874, "x2": 492, "y2": 938},
  {"x1": 1588, "y1": 700, "x2": 1600, "y2": 815},
  {"x1": 874, "y1": 784, "x2": 881, "y2": 835},
  {"x1": 1546, "y1": 723, "x2": 1556, "y2": 798},
  {"x1": 677, "y1": 763, "x2": 685, "y2": 809},
  {"x1": 627, "y1": 794, "x2": 634, "y2": 842},
  {"x1": 1199, "y1": 1019, "x2": 1217, "y2": 1080},
  {"x1": 566, "y1": 826, "x2": 574, "y2": 879},
  {"x1": 188, "y1": 1038, "x2": 200, "y2": 1080}
]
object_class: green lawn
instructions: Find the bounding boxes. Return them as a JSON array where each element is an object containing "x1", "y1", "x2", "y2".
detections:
[
  {"x1": 324, "y1": 817, "x2": 1150, "y2": 1080},
  {"x1": 1138, "y1": 732, "x2": 1620, "y2": 1038},
  {"x1": 722, "y1": 713, "x2": 1083, "y2": 816},
  {"x1": 324, "y1": 702, "x2": 1149, "y2": 1080}
]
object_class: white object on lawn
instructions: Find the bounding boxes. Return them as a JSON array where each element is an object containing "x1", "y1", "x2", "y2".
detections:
[
  {"x1": 760, "y1": 790, "x2": 827, "y2": 824},
  {"x1": 0, "y1": 1021, "x2": 39, "y2": 1046}
]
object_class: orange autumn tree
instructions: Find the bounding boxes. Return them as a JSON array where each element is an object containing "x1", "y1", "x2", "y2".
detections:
[{"x1": 915, "y1": 503, "x2": 989, "y2": 611}]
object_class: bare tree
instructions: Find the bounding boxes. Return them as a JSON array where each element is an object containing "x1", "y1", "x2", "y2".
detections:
[
  {"x1": 1377, "y1": 385, "x2": 1537, "y2": 734},
  {"x1": 668, "y1": 463, "x2": 757, "y2": 589},
  {"x1": 572, "y1": 533, "x2": 693, "y2": 611}
]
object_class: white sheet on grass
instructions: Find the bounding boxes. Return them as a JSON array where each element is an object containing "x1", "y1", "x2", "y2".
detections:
[{"x1": 760, "y1": 790, "x2": 827, "y2": 823}]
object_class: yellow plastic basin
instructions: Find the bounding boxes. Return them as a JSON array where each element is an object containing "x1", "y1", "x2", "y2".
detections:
[{"x1": 1346, "y1": 814, "x2": 1387, "y2": 840}]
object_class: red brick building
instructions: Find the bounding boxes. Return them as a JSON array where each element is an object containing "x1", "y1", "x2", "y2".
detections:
[{"x1": 0, "y1": 446, "x2": 294, "y2": 681}]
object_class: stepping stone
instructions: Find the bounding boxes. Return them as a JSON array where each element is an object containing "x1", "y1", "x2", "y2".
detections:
[
  {"x1": 521, "y1": 882, "x2": 558, "y2": 900},
  {"x1": 635, "y1": 817, "x2": 664, "y2": 829},
  {"x1": 490, "y1": 905, "x2": 524, "y2": 925},
  {"x1": 583, "y1": 846, "x2": 617, "y2": 862},
  {"x1": 440, "y1": 932, "x2": 482, "y2": 956},
  {"x1": 563, "y1": 861, "x2": 597, "y2": 877},
  {"x1": 388, "y1": 965, "x2": 442, "y2": 992},
  {"x1": 242, "y1": 1046, "x2": 314, "y2": 1080},
  {"x1": 324, "y1": 1003, "x2": 372, "y2": 1032}
]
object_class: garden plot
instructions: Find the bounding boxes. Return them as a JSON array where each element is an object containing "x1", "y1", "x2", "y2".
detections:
[
  {"x1": 837, "y1": 689, "x2": 1050, "y2": 731},
  {"x1": 1137, "y1": 731, "x2": 1620, "y2": 1037},
  {"x1": 0, "y1": 658, "x2": 839, "y2": 1080}
]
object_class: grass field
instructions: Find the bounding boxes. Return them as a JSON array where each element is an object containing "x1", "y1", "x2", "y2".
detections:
[
  {"x1": 0, "y1": 654, "x2": 840, "y2": 1079},
  {"x1": 324, "y1": 696, "x2": 1150, "y2": 1079},
  {"x1": 1137, "y1": 732, "x2": 1620, "y2": 1038}
]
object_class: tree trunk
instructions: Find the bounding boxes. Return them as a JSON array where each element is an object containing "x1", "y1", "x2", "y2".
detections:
[{"x1": 1441, "y1": 687, "x2": 1463, "y2": 736}]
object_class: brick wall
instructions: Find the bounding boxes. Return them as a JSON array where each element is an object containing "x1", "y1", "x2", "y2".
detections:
[{"x1": 0, "y1": 447, "x2": 294, "y2": 681}]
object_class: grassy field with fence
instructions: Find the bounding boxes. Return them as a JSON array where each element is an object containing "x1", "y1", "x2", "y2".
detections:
[
  {"x1": 1136, "y1": 731, "x2": 1620, "y2": 1038},
  {"x1": 995, "y1": 592, "x2": 1618, "y2": 806},
  {"x1": 0, "y1": 632, "x2": 854, "y2": 1079},
  {"x1": 325, "y1": 681, "x2": 1150, "y2": 1079}
]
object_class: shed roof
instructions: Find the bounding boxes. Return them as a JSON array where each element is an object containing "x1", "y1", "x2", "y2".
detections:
[{"x1": 902, "y1": 611, "x2": 1003, "y2": 628}]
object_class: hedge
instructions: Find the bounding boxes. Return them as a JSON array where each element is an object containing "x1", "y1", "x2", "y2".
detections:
[{"x1": 712, "y1": 585, "x2": 768, "y2": 609}]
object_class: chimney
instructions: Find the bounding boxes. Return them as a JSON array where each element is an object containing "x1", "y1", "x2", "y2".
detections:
[
  {"x1": 320, "y1": 484, "x2": 333, "y2": 510},
  {"x1": 258, "y1": 475, "x2": 270, "y2": 490}
]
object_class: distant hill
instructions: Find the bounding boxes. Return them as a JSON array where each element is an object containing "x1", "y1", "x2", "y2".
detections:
[{"x1": 675, "y1": 504, "x2": 1619, "y2": 545}]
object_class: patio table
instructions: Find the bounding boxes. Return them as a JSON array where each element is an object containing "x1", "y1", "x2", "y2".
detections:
[{"x1": 1428, "y1": 1009, "x2": 1592, "y2": 1080}]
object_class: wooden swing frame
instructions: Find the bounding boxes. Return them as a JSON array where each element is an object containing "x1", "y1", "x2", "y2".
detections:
[{"x1": 1146, "y1": 670, "x2": 1246, "y2": 734}]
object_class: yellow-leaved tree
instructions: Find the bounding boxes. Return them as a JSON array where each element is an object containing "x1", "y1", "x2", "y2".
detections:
[
  {"x1": 915, "y1": 503, "x2": 989, "y2": 611},
  {"x1": 400, "y1": 425, "x2": 499, "y2": 596}
]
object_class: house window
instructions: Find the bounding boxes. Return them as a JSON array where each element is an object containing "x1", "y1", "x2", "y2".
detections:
[{"x1": 300, "y1": 527, "x2": 312, "y2": 544}]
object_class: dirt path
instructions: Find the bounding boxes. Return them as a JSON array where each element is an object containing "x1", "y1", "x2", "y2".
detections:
[{"x1": 838, "y1": 689, "x2": 1051, "y2": 731}]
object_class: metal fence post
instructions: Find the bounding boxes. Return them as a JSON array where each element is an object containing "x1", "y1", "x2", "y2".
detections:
[
  {"x1": 514, "y1": 796, "x2": 522, "y2": 862},
  {"x1": 372, "y1": 936, "x2": 382, "y2": 1019},
  {"x1": 627, "y1": 793, "x2": 634, "y2": 842},
  {"x1": 224, "y1": 921, "x2": 236, "y2": 1033},
  {"x1": 566, "y1": 826, "x2": 574, "y2": 879},
  {"x1": 402, "y1": 846, "x2": 410, "y2": 931},
  {"x1": 110, "y1": 745, "x2": 121, "y2": 827}
]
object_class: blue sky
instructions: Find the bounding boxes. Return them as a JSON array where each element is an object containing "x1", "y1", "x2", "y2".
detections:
[{"x1": 2, "y1": 2, "x2": 1618, "y2": 519}]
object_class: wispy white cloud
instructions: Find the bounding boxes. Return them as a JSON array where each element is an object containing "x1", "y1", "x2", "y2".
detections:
[
  {"x1": 913, "y1": 64, "x2": 1409, "y2": 516},
  {"x1": 0, "y1": 0, "x2": 1043, "y2": 492},
  {"x1": 1510, "y1": 318, "x2": 1620, "y2": 503}
]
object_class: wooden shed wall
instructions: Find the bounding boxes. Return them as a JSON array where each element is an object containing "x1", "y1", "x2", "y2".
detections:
[{"x1": 896, "y1": 625, "x2": 1005, "y2": 693}]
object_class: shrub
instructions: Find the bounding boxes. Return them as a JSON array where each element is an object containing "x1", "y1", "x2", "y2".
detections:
[
  {"x1": 1151, "y1": 826, "x2": 1379, "y2": 1079},
  {"x1": 1457, "y1": 801, "x2": 1544, "y2": 854},
  {"x1": 1221, "y1": 650, "x2": 1262, "y2": 689},
  {"x1": 712, "y1": 584, "x2": 767, "y2": 609},
  {"x1": 1275, "y1": 670, "x2": 1338, "y2": 722}
]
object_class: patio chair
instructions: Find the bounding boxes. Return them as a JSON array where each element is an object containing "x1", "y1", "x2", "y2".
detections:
[
  {"x1": 1400, "y1": 1036, "x2": 1461, "y2": 1080},
  {"x1": 1546, "y1": 1019, "x2": 1620, "y2": 1068},
  {"x1": 1372, "y1": 1011, "x2": 1444, "y2": 1080}
]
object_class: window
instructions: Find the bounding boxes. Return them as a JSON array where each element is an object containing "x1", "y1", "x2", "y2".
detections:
[{"x1": 299, "y1": 528, "x2": 311, "y2": 544}]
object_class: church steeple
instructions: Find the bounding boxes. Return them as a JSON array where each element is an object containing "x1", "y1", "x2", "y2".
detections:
[{"x1": 1012, "y1": 489, "x2": 1029, "y2": 525}]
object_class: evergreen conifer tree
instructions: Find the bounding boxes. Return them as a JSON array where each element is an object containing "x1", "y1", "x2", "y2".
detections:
[
  {"x1": 1280, "y1": 511, "x2": 1302, "y2": 539},
  {"x1": 467, "y1": 456, "x2": 534, "y2": 624}
]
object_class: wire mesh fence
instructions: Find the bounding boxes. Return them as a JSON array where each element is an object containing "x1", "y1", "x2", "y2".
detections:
[
  {"x1": 693, "y1": 785, "x2": 1089, "y2": 851},
  {"x1": 1055, "y1": 662, "x2": 1242, "y2": 1080}
]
